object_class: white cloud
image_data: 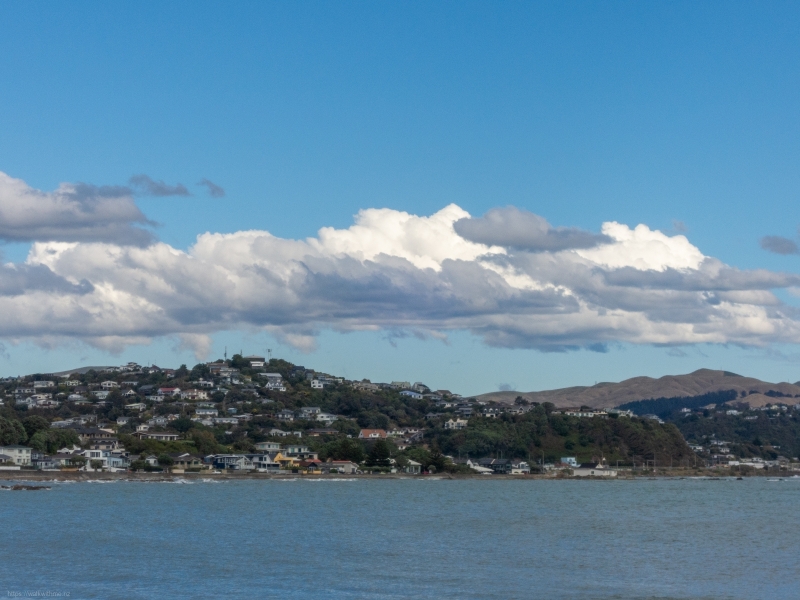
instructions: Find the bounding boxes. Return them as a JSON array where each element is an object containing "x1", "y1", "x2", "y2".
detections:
[
  {"x1": 0, "y1": 171, "x2": 153, "y2": 245},
  {"x1": 2, "y1": 171, "x2": 800, "y2": 358}
]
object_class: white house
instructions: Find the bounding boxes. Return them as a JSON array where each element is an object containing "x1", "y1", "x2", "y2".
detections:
[
  {"x1": 572, "y1": 462, "x2": 617, "y2": 477},
  {"x1": 444, "y1": 418, "x2": 468, "y2": 430},
  {"x1": 310, "y1": 379, "x2": 325, "y2": 389},
  {"x1": 0, "y1": 445, "x2": 32, "y2": 465},
  {"x1": 399, "y1": 390, "x2": 423, "y2": 400},
  {"x1": 33, "y1": 380, "x2": 55, "y2": 389}
]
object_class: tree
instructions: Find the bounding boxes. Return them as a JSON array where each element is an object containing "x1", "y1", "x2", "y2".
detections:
[
  {"x1": 191, "y1": 430, "x2": 221, "y2": 455},
  {"x1": 323, "y1": 438, "x2": 365, "y2": 463},
  {"x1": 90, "y1": 459, "x2": 104, "y2": 471},
  {"x1": 366, "y1": 439, "x2": 391, "y2": 467},
  {"x1": 190, "y1": 363, "x2": 210, "y2": 380},
  {"x1": 0, "y1": 417, "x2": 27, "y2": 445},
  {"x1": 22, "y1": 415, "x2": 50, "y2": 439},
  {"x1": 171, "y1": 417, "x2": 195, "y2": 434},
  {"x1": 157, "y1": 454, "x2": 174, "y2": 468}
]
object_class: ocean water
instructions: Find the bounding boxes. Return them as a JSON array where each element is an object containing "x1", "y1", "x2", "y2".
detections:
[{"x1": 1, "y1": 477, "x2": 798, "y2": 599}]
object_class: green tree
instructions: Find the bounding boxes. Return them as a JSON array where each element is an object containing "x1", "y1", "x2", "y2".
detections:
[
  {"x1": 323, "y1": 437, "x2": 365, "y2": 463},
  {"x1": 22, "y1": 415, "x2": 50, "y2": 439},
  {"x1": 191, "y1": 430, "x2": 221, "y2": 455},
  {"x1": 171, "y1": 417, "x2": 195, "y2": 434},
  {"x1": 0, "y1": 417, "x2": 27, "y2": 445},
  {"x1": 190, "y1": 363, "x2": 210, "y2": 380},
  {"x1": 366, "y1": 439, "x2": 391, "y2": 467},
  {"x1": 90, "y1": 459, "x2": 104, "y2": 471},
  {"x1": 157, "y1": 454, "x2": 174, "y2": 468}
]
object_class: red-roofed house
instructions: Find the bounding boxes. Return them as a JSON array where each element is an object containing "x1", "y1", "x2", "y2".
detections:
[{"x1": 358, "y1": 429, "x2": 387, "y2": 440}]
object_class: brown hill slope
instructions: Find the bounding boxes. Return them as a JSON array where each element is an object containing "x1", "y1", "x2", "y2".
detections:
[{"x1": 475, "y1": 369, "x2": 800, "y2": 408}]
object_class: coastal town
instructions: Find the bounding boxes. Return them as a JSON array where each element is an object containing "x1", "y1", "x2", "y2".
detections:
[{"x1": 1, "y1": 354, "x2": 799, "y2": 478}]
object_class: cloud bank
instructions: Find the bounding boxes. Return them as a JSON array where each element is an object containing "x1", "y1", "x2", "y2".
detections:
[
  {"x1": 2, "y1": 172, "x2": 800, "y2": 358},
  {"x1": 0, "y1": 172, "x2": 154, "y2": 245}
]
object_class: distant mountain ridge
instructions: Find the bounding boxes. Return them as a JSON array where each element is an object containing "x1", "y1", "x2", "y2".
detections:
[{"x1": 475, "y1": 369, "x2": 800, "y2": 409}]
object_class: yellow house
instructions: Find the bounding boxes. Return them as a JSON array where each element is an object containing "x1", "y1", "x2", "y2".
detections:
[{"x1": 273, "y1": 452, "x2": 300, "y2": 469}]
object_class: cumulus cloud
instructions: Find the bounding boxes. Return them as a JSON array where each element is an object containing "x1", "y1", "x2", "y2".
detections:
[
  {"x1": 0, "y1": 172, "x2": 154, "y2": 245},
  {"x1": 129, "y1": 174, "x2": 190, "y2": 197},
  {"x1": 198, "y1": 178, "x2": 225, "y2": 198},
  {"x1": 1, "y1": 197, "x2": 800, "y2": 358},
  {"x1": 760, "y1": 235, "x2": 799, "y2": 255},
  {"x1": 454, "y1": 206, "x2": 610, "y2": 252}
]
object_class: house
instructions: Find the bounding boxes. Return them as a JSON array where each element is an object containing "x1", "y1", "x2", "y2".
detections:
[
  {"x1": 277, "y1": 409, "x2": 295, "y2": 421},
  {"x1": 477, "y1": 458, "x2": 512, "y2": 474},
  {"x1": 212, "y1": 454, "x2": 254, "y2": 471},
  {"x1": 560, "y1": 457, "x2": 578, "y2": 467},
  {"x1": 33, "y1": 380, "x2": 55, "y2": 389},
  {"x1": 358, "y1": 429, "x2": 388, "y2": 440},
  {"x1": 72, "y1": 427, "x2": 116, "y2": 443},
  {"x1": 65, "y1": 380, "x2": 81, "y2": 387},
  {"x1": 399, "y1": 390, "x2": 423, "y2": 400},
  {"x1": 310, "y1": 379, "x2": 325, "y2": 389},
  {"x1": 247, "y1": 453, "x2": 281, "y2": 472},
  {"x1": 125, "y1": 402, "x2": 147, "y2": 412},
  {"x1": 306, "y1": 428, "x2": 339, "y2": 437},
  {"x1": 315, "y1": 412, "x2": 338, "y2": 425},
  {"x1": 94, "y1": 390, "x2": 110, "y2": 400},
  {"x1": 350, "y1": 381, "x2": 380, "y2": 392},
  {"x1": 181, "y1": 389, "x2": 210, "y2": 401},
  {"x1": 134, "y1": 431, "x2": 180, "y2": 442},
  {"x1": 268, "y1": 428, "x2": 292, "y2": 437},
  {"x1": 36, "y1": 398, "x2": 61, "y2": 408},
  {"x1": 456, "y1": 405, "x2": 473, "y2": 418},
  {"x1": 404, "y1": 459, "x2": 422, "y2": 475},
  {"x1": 300, "y1": 406, "x2": 322, "y2": 417},
  {"x1": 391, "y1": 381, "x2": 411, "y2": 389},
  {"x1": 511, "y1": 460, "x2": 531, "y2": 474},
  {"x1": 0, "y1": 445, "x2": 32, "y2": 466},
  {"x1": 324, "y1": 460, "x2": 359, "y2": 474},
  {"x1": 157, "y1": 387, "x2": 181, "y2": 397},
  {"x1": 283, "y1": 445, "x2": 318, "y2": 460},
  {"x1": 573, "y1": 462, "x2": 618, "y2": 477},
  {"x1": 147, "y1": 416, "x2": 169, "y2": 427},
  {"x1": 245, "y1": 355, "x2": 266, "y2": 368},
  {"x1": 101, "y1": 381, "x2": 119, "y2": 389},
  {"x1": 116, "y1": 417, "x2": 130, "y2": 425},
  {"x1": 255, "y1": 441, "x2": 282, "y2": 452},
  {"x1": 171, "y1": 453, "x2": 205, "y2": 470},
  {"x1": 444, "y1": 418, "x2": 468, "y2": 430},
  {"x1": 195, "y1": 408, "x2": 219, "y2": 417},
  {"x1": 564, "y1": 408, "x2": 608, "y2": 418}
]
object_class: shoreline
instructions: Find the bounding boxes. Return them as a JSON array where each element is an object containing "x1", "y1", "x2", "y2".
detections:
[{"x1": 0, "y1": 469, "x2": 793, "y2": 482}]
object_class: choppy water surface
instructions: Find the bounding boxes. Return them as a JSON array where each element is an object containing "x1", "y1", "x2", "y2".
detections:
[{"x1": 1, "y1": 477, "x2": 798, "y2": 599}]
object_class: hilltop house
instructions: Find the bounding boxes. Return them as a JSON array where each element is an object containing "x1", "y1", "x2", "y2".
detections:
[{"x1": 359, "y1": 429, "x2": 388, "y2": 440}]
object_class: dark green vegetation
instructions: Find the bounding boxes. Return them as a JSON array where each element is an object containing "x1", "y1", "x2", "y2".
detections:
[
  {"x1": 429, "y1": 407, "x2": 693, "y2": 466},
  {"x1": 669, "y1": 410, "x2": 800, "y2": 459},
  {"x1": 0, "y1": 415, "x2": 79, "y2": 452},
  {"x1": 618, "y1": 390, "x2": 739, "y2": 417}
]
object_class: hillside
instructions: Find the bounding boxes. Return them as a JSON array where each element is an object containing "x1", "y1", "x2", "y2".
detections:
[{"x1": 476, "y1": 369, "x2": 800, "y2": 408}]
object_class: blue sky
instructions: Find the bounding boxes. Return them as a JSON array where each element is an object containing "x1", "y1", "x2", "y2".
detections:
[{"x1": 1, "y1": 2, "x2": 800, "y2": 393}]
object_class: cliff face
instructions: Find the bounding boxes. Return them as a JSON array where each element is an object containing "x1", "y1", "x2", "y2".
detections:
[{"x1": 475, "y1": 369, "x2": 800, "y2": 408}]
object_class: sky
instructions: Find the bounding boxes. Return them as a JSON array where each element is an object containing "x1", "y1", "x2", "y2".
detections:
[{"x1": 1, "y1": 2, "x2": 800, "y2": 394}]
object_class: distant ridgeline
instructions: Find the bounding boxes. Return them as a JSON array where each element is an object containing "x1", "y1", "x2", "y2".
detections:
[{"x1": 618, "y1": 390, "x2": 739, "y2": 419}]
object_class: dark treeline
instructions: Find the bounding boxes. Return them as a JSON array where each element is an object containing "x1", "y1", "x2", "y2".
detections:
[{"x1": 619, "y1": 390, "x2": 739, "y2": 418}]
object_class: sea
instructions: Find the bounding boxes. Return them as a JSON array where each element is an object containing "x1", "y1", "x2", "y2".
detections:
[{"x1": 1, "y1": 477, "x2": 798, "y2": 599}]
